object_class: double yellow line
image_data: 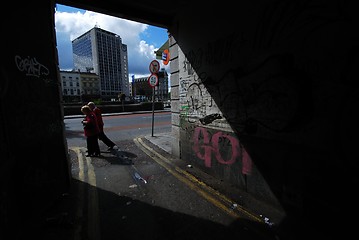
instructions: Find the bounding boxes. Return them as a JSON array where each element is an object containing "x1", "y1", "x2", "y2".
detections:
[
  {"x1": 72, "y1": 147, "x2": 101, "y2": 240},
  {"x1": 133, "y1": 137, "x2": 263, "y2": 223}
]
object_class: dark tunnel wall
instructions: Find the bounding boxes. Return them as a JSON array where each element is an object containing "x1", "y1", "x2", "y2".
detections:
[
  {"x1": 171, "y1": 0, "x2": 359, "y2": 237},
  {"x1": 0, "y1": 1, "x2": 71, "y2": 234}
]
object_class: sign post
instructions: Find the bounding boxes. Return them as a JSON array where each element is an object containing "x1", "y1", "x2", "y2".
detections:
[{"x1": 148, "y1": 60, "x2": 160, "y2": 137}]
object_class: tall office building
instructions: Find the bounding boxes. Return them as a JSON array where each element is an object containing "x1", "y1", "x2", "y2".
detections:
[{"x1": 72, "y1": 26, "x2": 129, "y2": 100}]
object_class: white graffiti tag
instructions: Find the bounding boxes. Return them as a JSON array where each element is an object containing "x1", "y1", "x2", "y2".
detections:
[{"x1": 15, "y1": 55, "x2": 49, "y2": 77}]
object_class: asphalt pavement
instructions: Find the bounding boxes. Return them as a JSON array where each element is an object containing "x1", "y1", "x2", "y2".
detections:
[
  {"x1": 14, "y1": 130, "x2": 287, "y2": 240},
  {"x1": 43, "y1": 110, "x2": 352, "y2": 240},
  {"x1": 14, "y1": 110, "x2": 292, "y2": 240}
]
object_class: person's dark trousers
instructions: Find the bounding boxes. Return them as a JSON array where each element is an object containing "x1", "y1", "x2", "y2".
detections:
[
  {"x1": 87, "y1": 135, "x2": 100, "y2": 155},
  {"x1": 98, "y1": 131, "x2": 116, "y2": 148}
]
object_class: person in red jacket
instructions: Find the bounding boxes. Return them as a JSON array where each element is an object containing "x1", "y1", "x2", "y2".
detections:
[
  {"x1": 87, "y1": 102, "x2": 117, "y2": 151},
  {"x1": 81, "y1": 105, "x2": 102, "y2": 157}
]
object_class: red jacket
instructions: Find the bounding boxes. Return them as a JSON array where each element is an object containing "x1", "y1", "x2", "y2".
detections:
[
  {"x1": 92, "y1": 107, "x2": 104, "y2": 132},
  {"x1": 83, "y1": 112, "x2": 100, "y2": 137}
]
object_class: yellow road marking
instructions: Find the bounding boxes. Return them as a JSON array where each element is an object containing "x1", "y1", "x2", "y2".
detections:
[
  {"x1": 71, "y1": 147, "x2": 101, "y2": 240},
  {"x1": 72, "y1": 147, "x2": 84, "y2": 240},
  {"x1": 134, "y1": 137, "x2": 263, "y2": 223}
]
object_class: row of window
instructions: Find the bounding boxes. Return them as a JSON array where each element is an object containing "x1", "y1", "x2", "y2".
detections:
[{"x1": 63, "y1": 89, "x2": 99, "y2": 95}]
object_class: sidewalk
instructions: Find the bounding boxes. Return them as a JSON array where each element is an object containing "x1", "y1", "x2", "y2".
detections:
[
  {"x1": 138, "y1": 134, "x2": 284, "y2": 225},
  {"x1": 144, "y1": 134, "x2": 173, "y2": 154}
]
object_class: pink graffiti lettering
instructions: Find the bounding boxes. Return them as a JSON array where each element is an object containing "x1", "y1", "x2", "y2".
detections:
[
  {"x1": 211, "y1": 132, "x2": 238, "y2": 165},
  {"x1": 193, "y1": 127, "x2": 252, "y2": 175},
  {"x1": 241, "y1": 147, "x2": 252, "y2": 175},
  {"x1": 193, "y1": 127, "x2": 213, "y2": 167}
]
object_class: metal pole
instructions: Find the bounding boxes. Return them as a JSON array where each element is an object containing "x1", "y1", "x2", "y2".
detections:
[{"x1": 151, "y1": 87, "x2": 155, "y2": 137}]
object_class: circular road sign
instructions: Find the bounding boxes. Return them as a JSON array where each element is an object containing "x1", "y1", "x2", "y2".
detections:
[
  {"x1": 148, "y1": 73, "x2": 159, "y2": 87},
  {"x1": 149, "y1": 60, "x2": 160, "y2": 73}
]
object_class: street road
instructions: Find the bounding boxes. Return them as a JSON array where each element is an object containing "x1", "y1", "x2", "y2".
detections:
[
  {"x1": 59, "y1": 110, "x2": 278, "y2": 240},
  {"x1": 64, "y1": 111, "x2": 171, "y2": 148}
]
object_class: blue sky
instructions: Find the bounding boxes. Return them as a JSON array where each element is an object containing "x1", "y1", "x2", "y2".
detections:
[{"x1": 54, "y1": 4, "x2": 169, "y2": 80}]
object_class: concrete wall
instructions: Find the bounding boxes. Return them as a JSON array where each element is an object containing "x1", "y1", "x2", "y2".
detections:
[
  {"x1": 0, "y1": 1, "x2": 71, "y2": 234},
  {"x1": 168, "y1": 0, "x2": 359, "y2": 230}
]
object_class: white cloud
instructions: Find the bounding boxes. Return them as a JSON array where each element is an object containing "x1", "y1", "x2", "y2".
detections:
[{"x1": 54, "y1": 9, "x2": 167, "y2": 79}]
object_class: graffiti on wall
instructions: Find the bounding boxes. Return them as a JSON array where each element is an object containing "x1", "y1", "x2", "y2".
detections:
[
  {"x1": 178, "y1": 1, "x2": 354, "y2": 136},
  {"x1": 192, "y1": 126, "x2": 252, "y2": 175},
  {"x1": 180, "y1": 78, "x2": 215, "y2": 119},
  {"x1": 177, "y1": 0, "x2": 359, "y2": 209},
  {"x1": 15, "y1": 55, "x2": 49, "y2": 78},
  {"x1": 181, "y1": 47, "x2": 314, "y2": 135},
  {"x1": 10, "y1": 54, "x2": 63, "y2": 143}
]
